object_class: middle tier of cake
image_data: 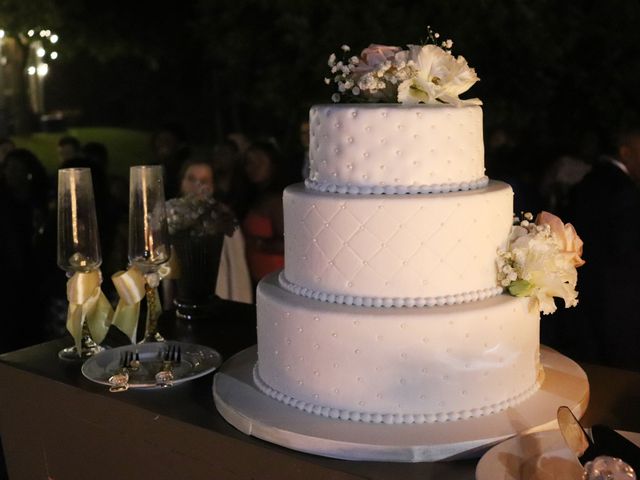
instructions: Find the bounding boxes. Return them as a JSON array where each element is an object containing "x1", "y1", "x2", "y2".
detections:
[{"x1": 283, "y1": 181, "x2": 513, "y2": 304}]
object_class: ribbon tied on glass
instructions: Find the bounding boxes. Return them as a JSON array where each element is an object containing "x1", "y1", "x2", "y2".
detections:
[
  {"x1": 113, "y1": 165, "x2": 170, "y2": 343},
  {"x1": 111, "y1": 263, "x2": 171, "y2": 343},
  {"x1": 57, "y1": 168, "x2": 113, "y2": 360}
]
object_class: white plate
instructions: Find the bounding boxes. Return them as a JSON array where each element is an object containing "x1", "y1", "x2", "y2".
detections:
[
  {"x1": 82, "y1": 341, "x2": 222, "y2": 389},
  {"x1": 476, "y1": 429, "x2": 640, "y2": 480}
]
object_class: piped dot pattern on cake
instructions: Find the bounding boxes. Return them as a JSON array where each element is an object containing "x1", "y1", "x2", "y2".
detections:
[
  {"x1": 256, "y1": 274, "x2": 541, "y2": 421},
  {"x1": 308, "y1": 104, "x2": 484, "y2": 192},
  {"x1": 252, "y1": 362, "x2": 542, "y2": 424}
]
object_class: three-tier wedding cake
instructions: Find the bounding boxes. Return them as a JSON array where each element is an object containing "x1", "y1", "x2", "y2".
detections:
[{"x1": 251, "y1": 38, "x2": 584, "y2": 425}]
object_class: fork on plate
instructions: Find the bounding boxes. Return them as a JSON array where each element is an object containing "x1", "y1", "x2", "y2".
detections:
[
  {"x1": 108, "y1": 350, "x2": 134, "y2": 392},
  {"x1": 155, "y1": 345, "x2": 181, "y2": 387}
]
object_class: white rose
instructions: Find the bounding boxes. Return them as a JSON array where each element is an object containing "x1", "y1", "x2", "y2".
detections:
[{"x1": 535, "y1": 211, "x2": 585, "y2": 267}]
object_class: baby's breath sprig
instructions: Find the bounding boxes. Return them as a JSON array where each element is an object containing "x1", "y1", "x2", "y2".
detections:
[
  {"x1": 421, "y1": 25, "x2": 453, "y2": 53},
  {"x1": 325, "y1": 44, "x2": 365, "y2": 103},
  {"x1": 423, "y1": 25, "x2": 440, "y2": 45}
]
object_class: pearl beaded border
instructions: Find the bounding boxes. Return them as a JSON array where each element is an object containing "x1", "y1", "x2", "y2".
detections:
[
  {"x1": 278, "y1": 272, "x2": 504, "y2": 308},
  {"x1": 304, "y1": 175, "x2": 489, "y2": 195},
  {"x1": 253, "y1": 363, "x2": 543, "y2": 424}
]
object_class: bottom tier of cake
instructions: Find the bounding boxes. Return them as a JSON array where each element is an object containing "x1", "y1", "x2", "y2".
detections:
[{"x1": 256, "y1": 272, "x2": 542, "y2": 424}]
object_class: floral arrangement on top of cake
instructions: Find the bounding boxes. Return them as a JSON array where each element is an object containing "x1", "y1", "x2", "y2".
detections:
[
  {"x1": 326, "y1": 26, "x2": 481, "y2": 105},
  {"x1": 166, "y1": 194, "x2": 237, "y2": 238},
  {"x1": 497, "y1": 212, "x2": 585, "y2": 315}
]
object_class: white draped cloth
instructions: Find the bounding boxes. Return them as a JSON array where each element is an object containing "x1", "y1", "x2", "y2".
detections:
[
  {"x1": 216, "y1": 229, "x2": 253, "y2": 304},
  {"x1": 162, "y1": 229, "x2": 253, "y2": 309}
]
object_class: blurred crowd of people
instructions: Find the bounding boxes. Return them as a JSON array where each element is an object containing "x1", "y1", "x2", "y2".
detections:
[
  {"x1": 487, "y1": 123, "x2": 640, "y2": 372},
  {"x1": 2, "y1": 118, "x2": 640, "y2": 371}
]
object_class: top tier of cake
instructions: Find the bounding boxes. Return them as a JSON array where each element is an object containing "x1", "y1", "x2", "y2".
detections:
[{"x1": 307, "y1": 104, "x2": 485, "y2": 194}]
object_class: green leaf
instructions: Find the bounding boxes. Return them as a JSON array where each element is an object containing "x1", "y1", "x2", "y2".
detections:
[{"x1": 508, "y1": 280, "x2": 533, "y2": 297}]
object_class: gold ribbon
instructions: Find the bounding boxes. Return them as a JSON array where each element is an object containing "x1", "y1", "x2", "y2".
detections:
[
  {"x1": 66, "y1": 270, "x2": 114, "y2": 352},
  {"x1": 111, "y1": 265, "x2": 171, "y2": 343},
  {"x1": 111, "y1": 266, "x2": 146, "y2": 343}
]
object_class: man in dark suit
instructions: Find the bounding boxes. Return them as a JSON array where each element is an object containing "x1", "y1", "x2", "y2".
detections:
[{"x1": 563, "y1": 126, "x2": 640, "y2": 370}]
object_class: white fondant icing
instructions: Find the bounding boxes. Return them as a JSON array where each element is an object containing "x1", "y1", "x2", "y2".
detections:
[
  {"x1": 252, "y1": 362, "x2": 541, "y2": 424},
  {"x1": 283, "y1": 181, "x2": 513, "y2": 299},
  {"x1": 256, "y1": 273, "x2": 541, "y2": 418},
  {"x1": 309, "y1": 104, "x2": 484, "y2": 189}
]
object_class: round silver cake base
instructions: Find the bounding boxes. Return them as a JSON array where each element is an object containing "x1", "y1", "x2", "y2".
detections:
[{"x1": 213, "y1": 346, "x2": 589, "y2": 463}]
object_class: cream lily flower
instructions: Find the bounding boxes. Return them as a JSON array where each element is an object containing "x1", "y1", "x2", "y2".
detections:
[{"x1": 397, "y1": 44, "x2": 481, "y2": 105}]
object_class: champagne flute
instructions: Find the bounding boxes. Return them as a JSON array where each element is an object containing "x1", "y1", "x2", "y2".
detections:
[
  {"x1": 57, "y1": 168, "x2": 104, "y2": 360},
  {"x1": 128, "y1": 165, "x2": 170, "y2": 342}
]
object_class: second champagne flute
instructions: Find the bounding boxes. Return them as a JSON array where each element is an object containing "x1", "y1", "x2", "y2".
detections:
[{"x1": 128, "y1": 165, "x2": 170, "y2": 342}]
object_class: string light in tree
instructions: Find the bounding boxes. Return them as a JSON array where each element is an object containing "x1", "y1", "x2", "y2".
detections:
[
  {"x1": 16, "y1": 27, "x2": 61, "y2": 113},
  {"x1": 0, "y1": 26, "x2": 62, "y2": 115},
  {"x1": 22, "y1": 27, "x2": 60, "y2": 78}
]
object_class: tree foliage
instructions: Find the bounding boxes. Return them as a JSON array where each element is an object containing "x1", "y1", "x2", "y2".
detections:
[
  {"x1": 192, "y1": 0, "x2": 640, "y2": 157},
  {"x1": 3, "y1": 0, "x2": 640, "y2": 165}
]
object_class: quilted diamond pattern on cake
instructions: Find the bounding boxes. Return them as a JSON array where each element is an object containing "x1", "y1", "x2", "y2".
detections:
[
  {"x1": 320, "y1": 204, "x2": 362, "y2": 239},
  {"x1": 298, "y1": 204, "x2": 325, "y2": 237},
  {"x1": 313, "y1": 226, "x2": 343, "y2": 261},
  {"x1": 343, "y1": 227, "x2": 382, "y2": 262},
  {"x1": 284, "y1": 182, "x2": 512, "y2": 299},
  {"x1": 305, "y1": 198, "x2": 471, "y2": 290},
  {"x1": 351, "y1": 206, "x2": 398, "y2": 242}
]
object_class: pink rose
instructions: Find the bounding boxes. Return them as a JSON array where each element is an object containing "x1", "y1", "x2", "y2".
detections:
[
  {"x1": 354, "y1": 44, "x2": 402, "y2": 74},
  {"x1": 536, "y1": 211, "x2": 585, "y2": 267}
]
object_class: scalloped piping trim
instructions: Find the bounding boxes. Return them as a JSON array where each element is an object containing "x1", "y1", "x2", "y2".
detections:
[
  {"x1": 278, "y1": 272, "x2": 504, "y2": 308},
  {"x1": 253, "y1": 363, "x2": 543, "y2": 424},
  {"x1": 304, "y1": 176, "x2": 489, "y2": 195}
]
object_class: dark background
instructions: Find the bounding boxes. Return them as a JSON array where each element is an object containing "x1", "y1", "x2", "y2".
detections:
[{"x1": 2, "y1": 0, "x2": 639, "y2": 163}]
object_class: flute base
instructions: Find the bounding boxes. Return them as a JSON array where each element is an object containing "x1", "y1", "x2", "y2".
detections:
[
  {"x1": 139, "y1": 332, "x2": 165, "y2": 343},
  {"x1": 58, "y1": 341, "x2": 104, "y2": 362}
]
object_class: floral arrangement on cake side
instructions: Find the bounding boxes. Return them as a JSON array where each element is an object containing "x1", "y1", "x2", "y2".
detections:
[
  {"x1": 326, "y1": 26, "x2": 480, "y2": 105},
  {"x1": 166, "y1": 194, "x2": 237, "y2": 238},
  {"x1": 497, "y1": 212, "x2": 585, "y2": 314}
]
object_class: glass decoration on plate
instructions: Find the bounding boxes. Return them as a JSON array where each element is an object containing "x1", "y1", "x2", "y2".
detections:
[
  {"x1": 128, "y1": 165, "x2": 170, "y2": 342},
  {"x1": 57, "y1": 168, "x2": 111, "y2": 360}
]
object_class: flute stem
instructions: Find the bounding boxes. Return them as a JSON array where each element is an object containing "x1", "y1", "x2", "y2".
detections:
[{"x1": 142, "y1": 283, "x2": 164, "y2": 343}]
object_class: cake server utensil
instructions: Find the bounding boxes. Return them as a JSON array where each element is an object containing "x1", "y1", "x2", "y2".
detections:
[{"x1": 557, "y1": 405, "x2": 599, "y2": 465}]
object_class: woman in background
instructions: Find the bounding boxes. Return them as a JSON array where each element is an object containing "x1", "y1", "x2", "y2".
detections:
[{"x1": 241, "y1": 142, "x2": 285, "y2": 285}]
